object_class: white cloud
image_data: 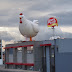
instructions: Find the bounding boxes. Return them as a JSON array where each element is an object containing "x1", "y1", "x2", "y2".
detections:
[
  {"x1": 34, "y1": 26, "x2": 63, "y2": 40},
  {"x1": 0, "y1": 0, "x2": 72, "y2": 45},
  {"x1": 0, "y1": 27, "x2": 25, "y2": 42},
  {"x1": 60, "y1": 26, "x2": 72, "y2": 33}
]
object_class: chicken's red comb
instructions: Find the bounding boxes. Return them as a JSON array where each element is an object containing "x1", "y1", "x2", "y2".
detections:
[{"x1": 20, "y1": 13, "x2": 23, "y2": 15}]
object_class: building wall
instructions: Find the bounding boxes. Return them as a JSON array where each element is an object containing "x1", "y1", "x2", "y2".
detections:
[
  {"x1": 0, "y1": 40, "x2": 3, "y2": 65},
  {"x1": 56, "y1": 39, "x2": 72, "y2": 53},
  {"x1": 5, "y1": 41, "x2": 43, "y2": 71},
  {"x1": 5, "y1": 39, "x2": 72, "y2": 72},
  {"x1": 56, "y1": 52, "x2": 72, "y2": 72},
  {"x1": 55, "y1": 39, "x2": 72, "y2": 72},
  {"x1": 42, "y1": 39, "x2": 72, "y2": 72}
]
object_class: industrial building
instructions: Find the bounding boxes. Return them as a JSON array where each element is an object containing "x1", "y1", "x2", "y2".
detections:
[{"x1": 4, "y1": 38, "x2": 72, "y2": 72}]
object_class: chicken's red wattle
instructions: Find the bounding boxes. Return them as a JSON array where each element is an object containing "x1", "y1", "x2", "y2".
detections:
[{"x1": 20, "y1": 19, "x2": 22, "y2": 23}]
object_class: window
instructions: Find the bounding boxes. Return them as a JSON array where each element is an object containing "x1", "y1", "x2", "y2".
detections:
[{"x1": 17, "y1": 47, "x2": 22, "y2": 52}]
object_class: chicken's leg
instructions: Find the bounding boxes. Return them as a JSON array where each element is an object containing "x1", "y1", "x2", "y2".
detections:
[{"x1": 30, "y1": 37, "x2": 32, "y2": 41}]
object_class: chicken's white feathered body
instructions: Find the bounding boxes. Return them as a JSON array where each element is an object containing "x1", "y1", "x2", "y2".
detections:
[{"x1": 19, "y1": 13, "x2": 39, "y2": 38}]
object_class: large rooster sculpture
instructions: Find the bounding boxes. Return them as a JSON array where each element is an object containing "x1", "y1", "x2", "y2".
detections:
[{"x1": 19, "y1": 13, "x2": 39, "y2": 41}]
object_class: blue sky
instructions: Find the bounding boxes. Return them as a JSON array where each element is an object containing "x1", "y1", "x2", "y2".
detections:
[{"x1": 0, "y1": 0, "x2": 72, "y2": 43}]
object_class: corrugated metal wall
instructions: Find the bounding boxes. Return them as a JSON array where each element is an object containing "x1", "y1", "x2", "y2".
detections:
[{"x1": 55, "y1": 39, "x2": 72, "y2": 72}]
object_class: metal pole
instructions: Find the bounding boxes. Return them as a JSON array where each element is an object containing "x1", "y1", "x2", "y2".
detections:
[
  {"x1": 54, "y1": 39, "x2": 57, "y2": 72},
  {"x1": 49, "y1": 46, "x2": 52, "y2": 72},
  {"x1": 52, "y1": 27, "x2": 55, "y2": 38},
  {"x1": 42, "y1": 46, "x2": 46, "y2": 72}
]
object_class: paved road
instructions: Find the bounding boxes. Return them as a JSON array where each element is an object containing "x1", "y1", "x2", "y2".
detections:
[{"x1": 0, "y1": 65, "x2": 5, "y2": 69}]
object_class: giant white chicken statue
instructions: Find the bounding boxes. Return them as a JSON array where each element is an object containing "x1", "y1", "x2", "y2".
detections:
[{"x1": 19, "y1": 13, "x2": 39, "y2": 41}]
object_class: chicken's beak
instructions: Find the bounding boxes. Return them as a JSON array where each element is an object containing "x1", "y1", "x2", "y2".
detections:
[{"x1": 20, "y1": 17, "x2": 22, "y2": 19}]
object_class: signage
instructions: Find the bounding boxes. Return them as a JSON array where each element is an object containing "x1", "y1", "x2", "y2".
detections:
[{"x1": 47, "y1": 17, "x2": 58, "y2": 27}]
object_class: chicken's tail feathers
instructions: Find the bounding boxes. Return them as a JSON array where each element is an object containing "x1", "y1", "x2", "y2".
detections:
[{"x1": 33, "y1": 20, "x2": 39, "y2": 24}]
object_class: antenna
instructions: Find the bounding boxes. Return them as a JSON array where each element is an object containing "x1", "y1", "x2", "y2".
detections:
[{"x1": 52, "y1": 26, "x2": 55, "y2": 37}]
